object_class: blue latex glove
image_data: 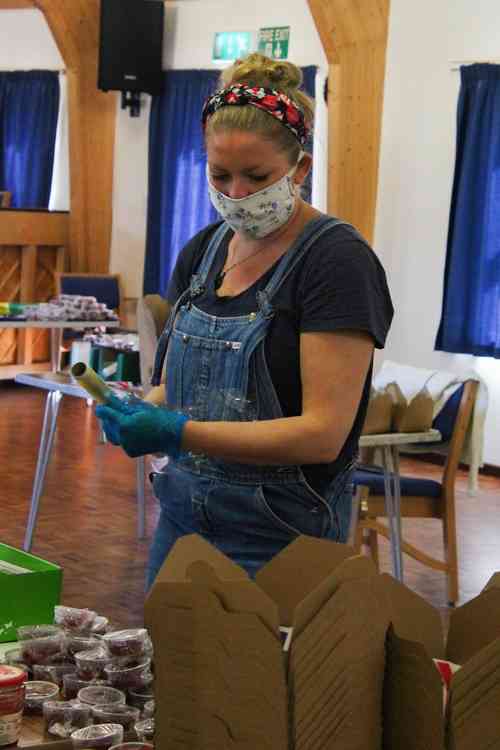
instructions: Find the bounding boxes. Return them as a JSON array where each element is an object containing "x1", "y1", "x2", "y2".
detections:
[
  {"x1": 97, "y1": 393, "x2": 157, "y2": 446},
  {"x1": 95, "y1": 398, "x2": 189, "y2": 458}
]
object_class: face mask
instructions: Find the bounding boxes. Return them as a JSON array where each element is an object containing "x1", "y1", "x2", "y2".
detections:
[{"x1": 207, "y1": 157, "x2": 302, "y2": 239}]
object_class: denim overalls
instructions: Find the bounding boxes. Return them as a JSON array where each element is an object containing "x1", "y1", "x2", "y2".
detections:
[{"x1": 148, "y1": 216, "x2": 356, "y2": 586}]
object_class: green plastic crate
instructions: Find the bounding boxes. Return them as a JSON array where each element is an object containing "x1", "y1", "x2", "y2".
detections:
[{"x1": 0, "y1": 544, "x2": 62, "y2": 642}]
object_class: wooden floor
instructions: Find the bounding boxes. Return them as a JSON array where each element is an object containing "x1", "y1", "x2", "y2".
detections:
[{"x1": 1, "y1": 380, "x2": 500, "y2": 630}]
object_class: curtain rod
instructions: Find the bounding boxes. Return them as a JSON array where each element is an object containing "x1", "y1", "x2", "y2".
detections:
[{"x1": 450, "y1": 59, "x2": 500, "y2": 71}]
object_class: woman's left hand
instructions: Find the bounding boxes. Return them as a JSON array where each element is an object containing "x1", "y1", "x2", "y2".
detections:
[{"x1": 95, "y1": 400, "x2": 189, "y2": 458}]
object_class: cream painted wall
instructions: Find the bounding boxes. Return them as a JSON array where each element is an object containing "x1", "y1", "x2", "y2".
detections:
[
  {"x1": 0, "y1": 8, "x2": 63, "y2": 69},
  {"x1": 375, "y1": 0, "x2": 500, "y2": 465},
  {"x1": 109, "y1": 0, "x2": 328, "y2": 298}
]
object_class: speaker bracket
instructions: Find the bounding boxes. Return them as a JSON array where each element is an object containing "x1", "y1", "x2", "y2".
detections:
[{"x1": 121, "y1": 90, "x2": 142, "y2": 118}]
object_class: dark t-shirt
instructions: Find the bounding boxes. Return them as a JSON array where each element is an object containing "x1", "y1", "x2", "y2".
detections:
[{"x1": 167, "y1": 220, "x2": 394, "y2": 492}]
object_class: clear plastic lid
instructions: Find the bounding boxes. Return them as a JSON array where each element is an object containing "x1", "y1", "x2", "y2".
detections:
[
  {"x1": 71, "y1": 722, "x2": 124, "y2": 748},
  {"x1": 102, "y1": 629, "x2": 149, "y2": 656},
  {"x1": 16, "y1": 624, "x2": 62, "y2": 640},
  {"x1": 25, "y1": 680, "x2": 60, "y2": 701},
  {"x1": 77, "y1": 685, "x2": 126, "y2": 707}
]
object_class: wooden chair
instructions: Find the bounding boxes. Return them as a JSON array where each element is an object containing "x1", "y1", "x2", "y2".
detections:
[
  {"x1": 53, "y1": 273, "x2": 124, "y2": 368},
  {"x1": 136, "y1": 294, "x2": 170, "y2": 393},
  {"x1": 0, "y1": 190, "x2": 12, "y2": 208},
  {"x1": 353, "y1": 379, "x2": 479, "y2": 605}
]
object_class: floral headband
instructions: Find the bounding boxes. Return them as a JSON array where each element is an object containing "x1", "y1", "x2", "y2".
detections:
[{"x1": 202, "y1": 83, "x2": 310, "y2": 146}]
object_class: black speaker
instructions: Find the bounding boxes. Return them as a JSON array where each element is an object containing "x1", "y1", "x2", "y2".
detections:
[{"x1": 98, "y1": 0, "x2": 164, "y2": 96}]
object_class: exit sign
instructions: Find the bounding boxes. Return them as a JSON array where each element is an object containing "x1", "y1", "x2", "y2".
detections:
[
  {"x1": 258, "y1": 26, "x2": 290, "y2": 60},
  {"x1": 213, "y1": 31, "x2": 253, "y2": 62}
]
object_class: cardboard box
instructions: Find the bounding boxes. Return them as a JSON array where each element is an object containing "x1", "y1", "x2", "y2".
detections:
[
  {"x1": 145, "y1": 535, "x2": 385, "y2": 749},
  {"x1": 145, "y1": 534, "x2": 500, "y2": 750},
  {"x1": 381, "y1": 571, "x2": 500, "y2": 750},
  {"x1": 0, "y1": 543, "x2": 62, "y2": 642}
]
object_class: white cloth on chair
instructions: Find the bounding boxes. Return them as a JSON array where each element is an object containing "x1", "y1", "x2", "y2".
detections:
[{"x1": 374, "y1": 359, "x2": 488, "y2": 493}]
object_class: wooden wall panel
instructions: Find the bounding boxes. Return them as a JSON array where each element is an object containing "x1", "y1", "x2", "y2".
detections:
[
  {"x1": 32, "y1": 245, "x2": 64, "y2": 362},
  {"x1": 0, "y1": 210, "x2": 68, "y2": 245},
  {"x1": 0, "y1": 246, "x2": 21, "y2": 365},
  {"x1": 0, "y1": 245, "x2": 64, "y2": 368},
  {"x1": 308, "y1": 0, "x2": 390, "y2": 243},
  {"x1": 1, "y1": 212, "x2": 66, "y2": 372}
]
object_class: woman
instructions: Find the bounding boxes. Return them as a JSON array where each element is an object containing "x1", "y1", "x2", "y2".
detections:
[{"x1": 97, "y1": 54, "x2": 394, "y2": 586}]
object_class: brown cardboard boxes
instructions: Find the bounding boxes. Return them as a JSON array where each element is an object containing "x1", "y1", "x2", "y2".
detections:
[
  {"x1": 382, "y1": 571, "x2": 500, "y2": 750},
  {"x1": 145, "y1": 534, "x2": 500, "y2": 750}
]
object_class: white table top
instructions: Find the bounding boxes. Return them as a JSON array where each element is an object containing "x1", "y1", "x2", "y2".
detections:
[
  {"x1": 359, "y1": 428, "x2": 441, "y2": 448},
  {"x1": 15, "y1": 372, "x2": 90, "y2": 399},
  {"x1": 0, "y1": 319, "x2": 119, "y2": 329}
]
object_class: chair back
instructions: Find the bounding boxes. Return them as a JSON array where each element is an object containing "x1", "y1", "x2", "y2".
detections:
[
  {"x1": 136, "y1": 295, "x2": 170, "y2": 391},
  {"x1": 0, "y1": 191, "x2": 12, "y2": 208},
  {"x1": 56, "y1": 273, "x2": 122, "y2": 318},
  {"x1": 432, "y1": 384, "x2": 464, "y2": 443},
  {"x1": 442, "y1": 380, "x2": 478, "y2": 492}
]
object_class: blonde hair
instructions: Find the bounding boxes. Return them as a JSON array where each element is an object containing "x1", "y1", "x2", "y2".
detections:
[{"x1": 205, "y1": 53, "x2": 314, "y2": 163}]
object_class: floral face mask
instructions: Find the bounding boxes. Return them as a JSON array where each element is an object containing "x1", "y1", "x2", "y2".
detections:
[{"x1": 206, "y1": 156, "x2": 303, "y2": 239}]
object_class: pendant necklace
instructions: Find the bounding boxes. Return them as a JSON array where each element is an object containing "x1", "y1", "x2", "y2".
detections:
[{"x1": 214, "y1": 244, "x2": 268, "y2": 290}]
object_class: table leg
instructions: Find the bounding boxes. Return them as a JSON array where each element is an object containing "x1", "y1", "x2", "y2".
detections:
[
  {"x1": 347, "y1": 485, "x2": 362, "y2": 546},
  {"x1": 136, "y1": 456, "x2": 146, "y2": 539},
  {"x1": 381, "y1": 446, "x2": 404, "y2": 582},
  {"x1": 23, "y1": 390, "x2": 62, "y2": 551},
  {"x1": 390, "y1": 446, "x2": 404, "y2": 580},
  {"x1": 50, "y1": 328, "x2": 62, "y2": 372}
]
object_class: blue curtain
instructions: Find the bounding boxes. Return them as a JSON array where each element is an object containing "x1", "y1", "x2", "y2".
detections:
[
  {"x1": 0, "y1": 71, "x2": 59, "y2": 208},
  {"x1": 144, "y1": 66, "x2": 318, "y2": 296},
  {"x1": 144, "y1": 70, "x2": 220, "y2": 295},
  {"x1": 435, "y1": 64, "x2": 500, "y2": 358},
  {"x1": 300, "y1": 65, "x2": 317, "y2": 205}
]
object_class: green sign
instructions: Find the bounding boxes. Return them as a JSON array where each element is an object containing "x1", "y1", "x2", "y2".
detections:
[
  {"x1": 213, "y1": 31, "x2": 253, "y2": 62},
  {"x1": 258, "y1": 26, "x2": 290, "y2": 60}
]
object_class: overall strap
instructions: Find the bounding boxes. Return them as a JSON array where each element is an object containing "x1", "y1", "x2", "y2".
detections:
[
  {"x1": 150, "y1": 294, "x2": 185, "y2": 386},
  {"x1": 188, "y1": 222, "x2": 231, "y2": 296},
  {"x1": 151, "y1": 222, "x2": 230, "y2": 386}
]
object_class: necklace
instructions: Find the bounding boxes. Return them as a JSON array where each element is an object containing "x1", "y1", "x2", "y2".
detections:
[
  {"x1": 214, "y1": 244, "x2": 269, "y2": 290},
  {"x1": 214, "y1": 202, "x2": 305, "y2": 290}
]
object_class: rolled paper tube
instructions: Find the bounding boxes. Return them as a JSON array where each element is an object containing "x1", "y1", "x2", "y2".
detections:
[{"x1": 71, "y1": 362, "x2": 113, "y2": 404}]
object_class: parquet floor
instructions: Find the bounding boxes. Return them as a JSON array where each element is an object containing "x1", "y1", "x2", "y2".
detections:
[{"x1": 1, "y1": 381, "x2": 500, "y2": 630}]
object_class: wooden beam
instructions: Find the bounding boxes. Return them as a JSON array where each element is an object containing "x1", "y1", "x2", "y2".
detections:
[
  {"x1": 328, "y1": 38, "x2": 388, "y2": 240},
  {"x1": 311, "y1": 0, "x2": 389, "y2": 50},
  {"x1": 34, "y1": 0, "x2": 81, "y2": 68},
  {"x1": 0, "y1": 1, "x2": 34, "y2": 8},
  {"x1": 308, "y1": 0, "x2": 390, "y2": 243},
  {"x1": 78, "y1": 54, "x2": 116, "y2": 274},
  {"x1": 33, "y1": 0, "x2": 116, "y2": 274},
  {"x1": 307, "y1": 0, "x2": 338, "y2": 63}
]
